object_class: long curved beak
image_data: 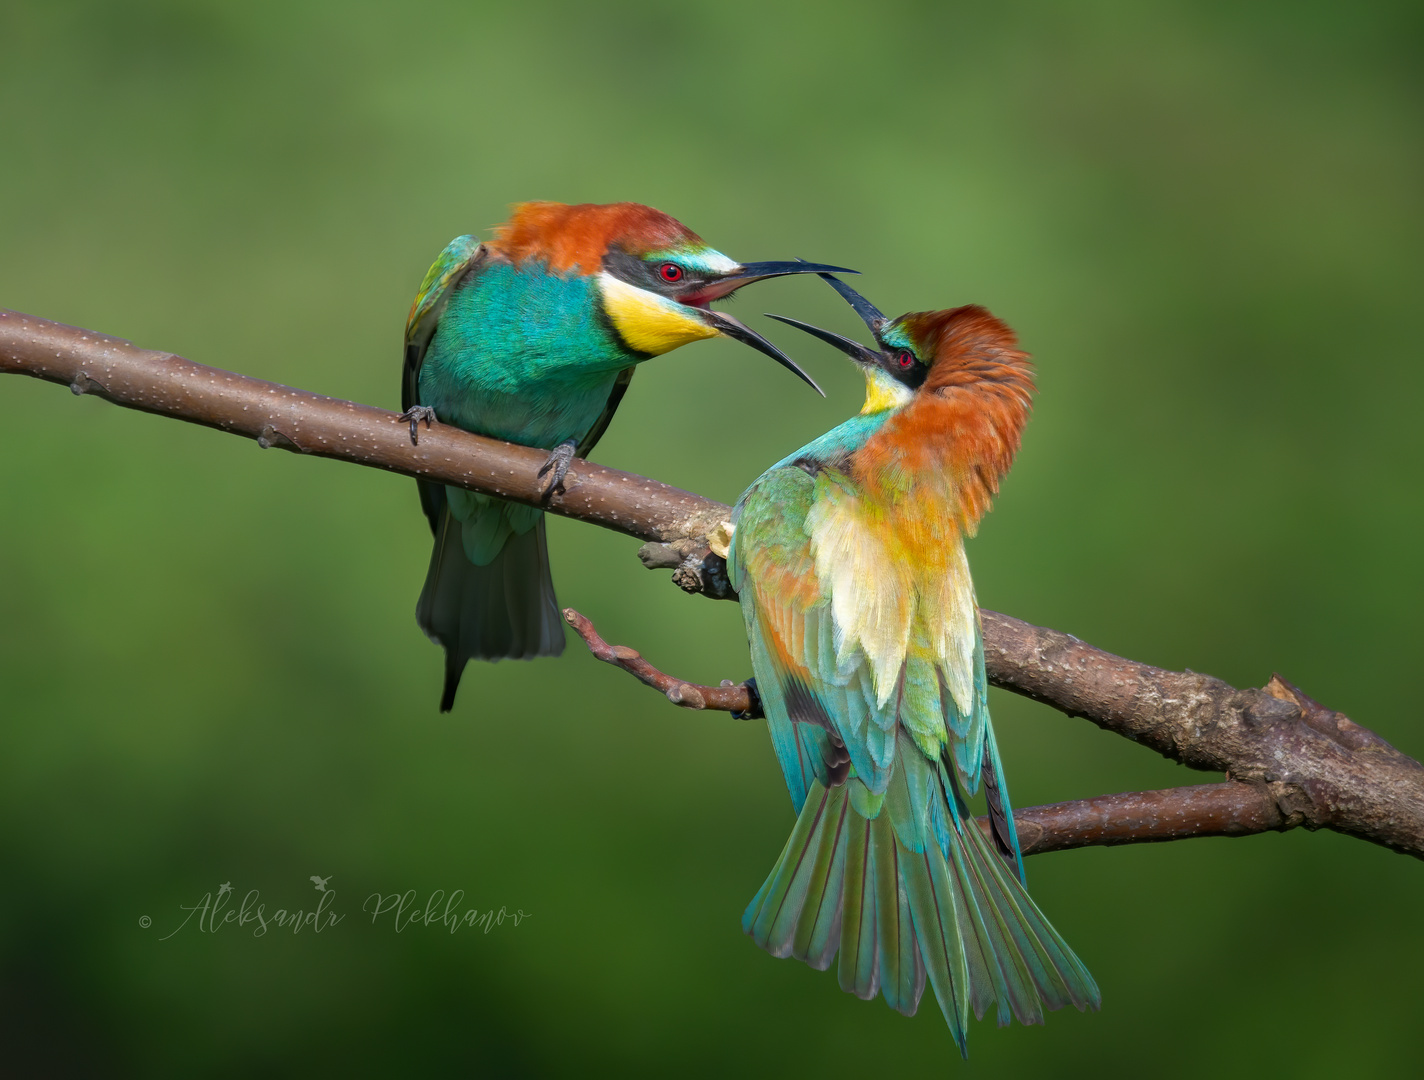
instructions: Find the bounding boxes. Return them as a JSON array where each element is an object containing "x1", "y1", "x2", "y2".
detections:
[
  {"x1": 818, "y1": 274, "x2": 888, "y2": 336},
  {"x1": 764, "y1": 313, "x2": 882, "y2": 366},
  {"x1": 681, "y1": 260, "x2": 857, "y2": 305},
  {"x1": 703, "y1": 309, "x2": 824, "y2": 395}
]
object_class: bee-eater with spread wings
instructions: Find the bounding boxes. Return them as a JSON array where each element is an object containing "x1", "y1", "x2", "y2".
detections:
[
  {"x1": 402, "y1": 202, "x2": 849, "y2": 710},
  {"x1": 729, "y1": 277, "x2": 1099, "y2": 1054}
]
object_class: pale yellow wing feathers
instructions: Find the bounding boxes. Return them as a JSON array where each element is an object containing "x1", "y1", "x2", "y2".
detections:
[
  {"x1": 806, "y1": 473, "x2": 978, "y2": 718},
  {"x1": 921, "y1": 542, "x2": 978, "y2": 716},
  {"x1": 806, "y1": 477, "x2": 914, "y2": 708}
]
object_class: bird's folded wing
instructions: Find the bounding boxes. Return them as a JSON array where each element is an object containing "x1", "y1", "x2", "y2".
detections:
[
  {"x1": 401, "y1": 235, "x2": 491, "y2": 534},
  {"x1": 402, "y1": 235, "x2": 488, "y2": 415},
  {"x1": 574, "y1": 366, "x2": 635, "y2": 459}
]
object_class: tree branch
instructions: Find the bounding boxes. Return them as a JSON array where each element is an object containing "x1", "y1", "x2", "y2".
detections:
[
  {"x1": 560, "y1": 606, "x2": 1380, "y2": 857},
  {"x1": 4, "y1": 308, "x2": 1421, "y2": 859},
  {"x1": 0, "y1": 309, "x2": 735, "y2": 589},
  {"x1": 1003, "y1": 782, "x2": 1291, "y2": 857}
]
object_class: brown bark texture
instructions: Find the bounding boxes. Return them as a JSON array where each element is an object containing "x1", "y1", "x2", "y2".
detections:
[{"x1": 4, "y1": 308, "x2": 1421, "y2": 860}]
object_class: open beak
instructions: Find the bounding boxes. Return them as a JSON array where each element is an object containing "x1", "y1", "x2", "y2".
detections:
[
  {"x1": 680, "y1": 260, "x2": 857, "y2": 306},
  {"x1": 764, "y1": 273, "x2": 891, "y2": 368},
  {"x1": 702, "y1": 309, "x2": 824, "y2": 395},
  {"x1": 817, "y1": 273, "x2": 889, "y2": 336},
  {"x1": 763, "y1": 313, "x2": 882, "y2": 366}
]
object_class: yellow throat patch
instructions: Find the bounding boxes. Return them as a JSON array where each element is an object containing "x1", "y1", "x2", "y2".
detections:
[
  {"x1": 598, "y1": 272, "x2": 718, "y2": 356},
  {"x1": 860, "y1": 365, "x2": 914, "y2": 414}
]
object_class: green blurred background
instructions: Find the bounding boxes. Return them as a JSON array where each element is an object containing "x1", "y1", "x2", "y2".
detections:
[{"x1": 2, "y1": 0, "x2": 1421, "y2": 1075}]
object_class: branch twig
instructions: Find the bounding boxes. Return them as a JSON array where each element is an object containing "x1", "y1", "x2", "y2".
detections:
[
  {"x1": 4, "y1": 308, "x2": 1421, "y2": 858},
  {"x1": 562, "y1": 609, "x2": 753, "y2": 712}
]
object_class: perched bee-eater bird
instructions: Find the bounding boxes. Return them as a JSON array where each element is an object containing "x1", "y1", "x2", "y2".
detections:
[
  {"x1": 402, "y1": 201, "x2": 849, "y2": 710},
  {"x1": 728, "y1": 277, "x2": 1099, "y2": 1054}
]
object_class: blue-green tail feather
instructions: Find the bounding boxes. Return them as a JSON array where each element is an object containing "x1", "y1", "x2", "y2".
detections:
[
  {"x1": 415, "y1": 504, "x2": 564, "y2": 711},
  {"x1": 743, "y1": 743, "x2": 1100, "y2": 1055}
]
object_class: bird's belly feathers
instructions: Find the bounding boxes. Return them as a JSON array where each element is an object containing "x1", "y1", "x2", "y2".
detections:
[
  {"x1": 422, "y1": 370, "x2": 622, "y2": 450},
  {"x1": 418, "y1": 263, "x2": 638, "y2": 449}
]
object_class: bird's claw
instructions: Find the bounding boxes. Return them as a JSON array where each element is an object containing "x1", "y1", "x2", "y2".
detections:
[
  {"x1": 398, "y1": 405, "x2": 438, "y2": 445},
  {"x1": 731, "y1": 677, "x2": 764, "y2": 721},
  {"x1": 537, "y1": 440, "x2": 578, "y2": 501}
]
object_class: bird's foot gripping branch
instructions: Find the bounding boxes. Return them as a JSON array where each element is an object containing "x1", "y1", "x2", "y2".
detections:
[{"x1": 3, "y1": 306, "x2": 1423, "y2": 860}]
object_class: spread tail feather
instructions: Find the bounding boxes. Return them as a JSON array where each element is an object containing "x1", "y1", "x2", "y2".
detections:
[
  {"x1": 416, "y1": 508, "x2": 564, "y2": 711},
  {"x1": 744, "y1": 775, "x2": 1099, "y2": 1055}
]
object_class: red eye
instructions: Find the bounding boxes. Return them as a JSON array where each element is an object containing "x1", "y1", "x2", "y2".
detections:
[
  {"x1": 897, "y1": 350, "x2": 915, "y2": 368},
  {"x1": 659, "y1": 262, "x2": 684, "y2": 283}
]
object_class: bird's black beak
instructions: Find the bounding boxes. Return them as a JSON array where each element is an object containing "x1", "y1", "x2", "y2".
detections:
[
  {"x1": 763, "y1": 314, "x2": 882, "y2": 367},
  {"x1": 764, "y1": 273, "x2": 891, "y2": 369},
  {"x1": 702, "y1": 309, "x2": 824, "y2": 395},
  {"x1": 817, "y1": 274, "x2": 889, "y2": 337},
  {"x1": 680, "y1": 260, "x2": 857, "y2": 305}
]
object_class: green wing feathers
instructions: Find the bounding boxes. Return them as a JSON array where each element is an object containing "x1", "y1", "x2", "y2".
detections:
[
  {"x1": 402, "y1": 235, "x2": 486, "y2": 455},
  {"x1": 403, "y1": 235, "x2": 488, "y2": 540},
  {"x1": 404, "y1": 234, "x2": 483, "y2": 358}
]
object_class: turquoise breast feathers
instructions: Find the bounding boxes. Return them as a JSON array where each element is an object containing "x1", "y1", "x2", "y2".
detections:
[{"x1": 418, "y1": 262, "x2": 640, "y2": 450}]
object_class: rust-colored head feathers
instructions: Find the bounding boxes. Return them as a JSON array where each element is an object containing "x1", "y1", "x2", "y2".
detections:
[
  {"x1": 853, "y1": 305, "x2": 1036, "y2": 536},
  {"x1": 901, "y1": 306, "x2": 1032, "y2": 397},
  {"x1": 487, "y1": 201, "x2": 702, "y2": 275}
]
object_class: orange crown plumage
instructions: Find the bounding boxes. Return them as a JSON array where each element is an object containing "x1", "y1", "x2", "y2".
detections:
[
  {"x1": 852, "y1": 305, "x2": 1035, "y2": 536},
  {"x1": 486, "y1": 201, "x2": 702, "y2": 275}
]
